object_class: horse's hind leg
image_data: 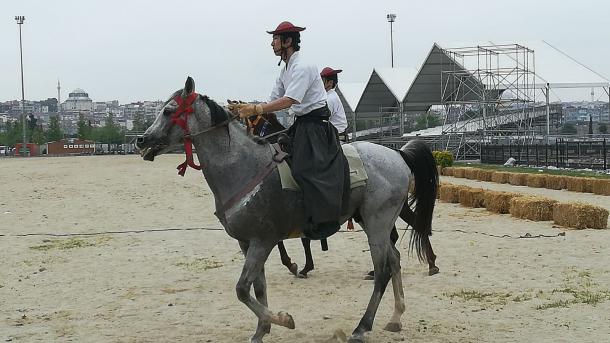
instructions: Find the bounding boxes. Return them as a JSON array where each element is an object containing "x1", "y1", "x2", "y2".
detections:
[
  {"x1": 424, "y1": 236, "x2": 439, "y2": 276},
  {"x1": 298, "y1": 238, "x2": 314, "y2": 278},
  {"x1": 383, "y1": 244, "x2": 405, "y2": 332},
  {"x1": 365, "y1": 225, "x2": 398, "y2": 280},
  {"x1": 349, "y1": 236, "x2": 394, "y2": 343},
  {"x1": 237, "y1": 240, "x2": 295, "y2": 343},
  {"x1": 277, "y1": 241, "x2": 298, "y2": 276}
]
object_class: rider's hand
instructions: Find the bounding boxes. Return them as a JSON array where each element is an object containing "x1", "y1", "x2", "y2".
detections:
[{"x1": 238, "y1": 103, "x2": 264, "y2": 118}]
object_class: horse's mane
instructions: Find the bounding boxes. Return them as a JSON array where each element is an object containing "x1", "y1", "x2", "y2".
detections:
[{"x1": 200, "y1": 95, "x2": 229, "y2": 126}]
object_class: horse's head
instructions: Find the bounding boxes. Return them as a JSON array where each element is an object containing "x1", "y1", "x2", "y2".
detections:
[{"x1": 136, "y1": 76, "x2": 231, "y2": 161}]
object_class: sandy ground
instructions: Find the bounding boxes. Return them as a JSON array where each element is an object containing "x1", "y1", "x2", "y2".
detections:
[{"x1": 1, "y1": 155, "x2": 610, "y2": 343}]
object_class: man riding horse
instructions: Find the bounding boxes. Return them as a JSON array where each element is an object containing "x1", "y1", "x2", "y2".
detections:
[{"x1": 237, "y1": 21, "x2": 350, "y2": 240}]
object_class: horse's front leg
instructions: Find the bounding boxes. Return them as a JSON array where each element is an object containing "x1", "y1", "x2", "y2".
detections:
[{"x1": 237, "y1": 240, "x2": 295, "y2": 343}]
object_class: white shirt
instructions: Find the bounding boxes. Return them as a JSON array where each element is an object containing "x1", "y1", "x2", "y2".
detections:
[
  {"x1": 269, "y1": 51, "x2": 327, "y2": 116},
  {"x1": 326, "y1": 88, "x2": 348, "y2": 132}
]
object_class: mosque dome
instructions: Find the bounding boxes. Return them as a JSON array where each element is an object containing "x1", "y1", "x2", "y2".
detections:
[{"x1": 68, "y1": 88, "x2": 91, "y2": 100}]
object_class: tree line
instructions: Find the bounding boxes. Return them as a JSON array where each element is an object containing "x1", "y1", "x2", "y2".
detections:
[{"x1": 0, "y1": 112, "x2": 151, "y2": 147}]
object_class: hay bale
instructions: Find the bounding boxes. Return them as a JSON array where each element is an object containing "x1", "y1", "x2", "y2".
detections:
[
  {"x1": 439, "y1": 184, "x2": 462, "y2": 203},
  {"x1": 441, "y1": 167, "x2": 454, "y2": 177},
  {"x1": 491, "y1": 171, "x2": 510, "y2": 184},
  {"x1": 483, "y1": 191, "x2": 523, "y2": 214},
  {"x1": 509, "y1": 196, "x2": 557, "y2": 221},
  {"x1": 566, "y1": 177, "x2": 586, "y2": 192},
  {"x1": 476, "y1": 170, "x2": 494, "y2": 182},
  {"x1": 458, "y1": 188, "x2": 485, "y2": 208},
  {"x1": 553, "y1": 202, "x2": 609, "y2": 229},
  {"x1": 526, "y1": 174, "x2": 546, "y2": 188},
  {"x1": 545, "y1": 175, "x2": 567, "y2": 190},
  {"x1": 592, "y1": 179, "x2": 610, "y2": 196},
  {"x1": 452, "y1": 168, "x2": 466, "y2": 178},
  {"x1": 463, "y1": 168, "x2": 478, "y2": 180},
  {"x1": 508, "y1": 173, "x2": 528, "y2": 186},
  {"x1": 583, "y1": 178, "x2": 596, "y2": 193}
]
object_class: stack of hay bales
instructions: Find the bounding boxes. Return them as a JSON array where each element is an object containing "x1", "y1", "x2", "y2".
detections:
[
  {"x1": 508, "y1": 173, "x2": 528, "y2": 186},
  {"x1": 509, "y1": 196, "x2": 557, "y2": 221},
  {"x1": 545, "y1": 175, "x2": 567, "y2": 190},
  {"x1": 458, "y1": 188, "x2": 485, "y2": 208},
  {"x1": 464, "y1": 168, "x2": 478, "y2": 180},
  {"x1": 565, "y1": 177, "x2": 587, "y2": 192},
  {"x1": 483, "y1": 191, "x2": 522, "y2": 214},
  {"x1": 553, "y1": 202, "x2": 609, "y2": 229},
  {"x1": 491, "y1": 171, "x2": 511, "y2": 184},
  {"x1": 439, "y1": 183, "x2": 462, "y2": 203},
  {"x1": 452, "y1": 167, "x2": 466, "y2": 178},
  {"x1": 526, "y1": 174, "x2": 547, "y2": 188},
  {"x1": 476, "y1": 170, "x2": 494, "y2": 182},
  {"x1": 592, "y1": 179, "x2": 610, "y2": 196}
]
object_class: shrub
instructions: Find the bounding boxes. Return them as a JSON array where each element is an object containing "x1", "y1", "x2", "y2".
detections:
[{"x1": 433, "y1": 150, "x2": 454, "y2": 168}]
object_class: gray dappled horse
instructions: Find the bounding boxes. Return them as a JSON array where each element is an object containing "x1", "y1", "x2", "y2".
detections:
[
  {"x1": 243, "y1": 111, "x2": 439, "y2": 279},
  {"x1": 136, "y1": 77, "x2": 439, "y2": 343}
]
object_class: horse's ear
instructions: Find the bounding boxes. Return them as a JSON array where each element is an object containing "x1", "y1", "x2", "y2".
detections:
[{"x1": 182, "y1": 76, "x2": 195, "y2": 97}]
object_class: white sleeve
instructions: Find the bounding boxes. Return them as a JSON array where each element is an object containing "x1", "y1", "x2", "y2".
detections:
[{"x1": 269, "y1": 76, "x2": 284, "y2": 102}]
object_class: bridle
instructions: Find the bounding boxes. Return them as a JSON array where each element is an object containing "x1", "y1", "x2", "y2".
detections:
[{"x1": 169, "y1": 93, "x2": 237, "y2": 176}]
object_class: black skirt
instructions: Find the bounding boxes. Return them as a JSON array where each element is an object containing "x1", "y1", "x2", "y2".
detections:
[{"x1": 288, "y1": 106, "x2": 350, "y2": 224}]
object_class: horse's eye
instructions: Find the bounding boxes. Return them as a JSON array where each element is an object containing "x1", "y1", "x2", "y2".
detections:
[{"x1": 163, "y1": 108, "x2": 172, "y2": 116}]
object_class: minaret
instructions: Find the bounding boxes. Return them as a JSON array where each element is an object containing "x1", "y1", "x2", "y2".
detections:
[{"x1": 57, "y1": 79, "x2": 61, "y2": 115}]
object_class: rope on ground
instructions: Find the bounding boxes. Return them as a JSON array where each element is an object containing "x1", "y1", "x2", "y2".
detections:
[{"x1": 0, "y1": 226, "x2": 565, "y2": 240}]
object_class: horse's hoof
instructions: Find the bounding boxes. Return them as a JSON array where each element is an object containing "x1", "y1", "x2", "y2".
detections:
[
  {"x1": 347, "y1": 336, "x2": 365, "y2": 343},
  {"x1": 383, "y1": 322, "x2": 402, "y2": 332},
  {"x1": 289, "y1": 263, "x2": 298, "y2": 276},
  {"x1": 277, "y1": 311, "x2": 295, "y2": 329},
  {"x1": 297, "y1": 272, "x2": 308, "y2": 279},
  {"x1": 428, "y1": 267, "x2": 440, "y2": 276}
]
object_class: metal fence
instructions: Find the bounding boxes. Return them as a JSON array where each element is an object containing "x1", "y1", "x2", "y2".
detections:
[{"x1": 481, "y1": 138, "x2": 609, "y2": 170}]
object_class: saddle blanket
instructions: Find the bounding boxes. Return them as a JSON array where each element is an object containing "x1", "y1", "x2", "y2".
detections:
[{"x1": 277, "y1": 144, "x2": 368, "y2": 192}]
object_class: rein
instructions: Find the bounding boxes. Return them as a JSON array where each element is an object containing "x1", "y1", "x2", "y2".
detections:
[{"x1": 170, "y1": 93, "x2": 237, "y2": 176}]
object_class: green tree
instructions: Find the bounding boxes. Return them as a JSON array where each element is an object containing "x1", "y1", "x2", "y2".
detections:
[
  {"x1": 599, "y1": 123, "x2": 608, "y2": 134},
  {"x1": 560, "y1": 123, "x2": 577, "y2": 135},
  {"x1": 31, "y1": 125, "x2": 46, "y2": 145},
  {"x1": 77, "y1": 113, "x2": 93, "y2": 140},
  {"x1": 132, "y1": 110, "x2": 147, "y2": 132},
  {"x1": 415, "y1": 114, "x2": 441, "y2": 131},
  {"x1": 95, "y1": 114, "x2": 123, "y2": 144},
  {"x1": 47, "y1": 115, "x2": 64, "y2": 142}
]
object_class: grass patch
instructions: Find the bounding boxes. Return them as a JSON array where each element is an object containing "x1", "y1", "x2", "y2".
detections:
[
  {"x1": 453, "y1": 162, "x2": 610, "y2": 179},
  {"x1": 535, "y1": 268, "x2": 610, "y2": 310},
  {"x1": 29, "y1": 236, "x2": 111, "y2": 251},
  {"x1": 445, "y1": 289, "x2": 513, "y2": 306},
  {"x1": 175, "y1": 258, "x2": 223, "y2": 272}
]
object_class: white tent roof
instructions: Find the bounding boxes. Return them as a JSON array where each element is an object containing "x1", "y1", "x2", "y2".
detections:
[{"x1": 373, "y1": 67, "x2": 418, "y2": 101}]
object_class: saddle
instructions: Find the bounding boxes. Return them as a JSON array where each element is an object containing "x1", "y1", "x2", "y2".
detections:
[{"x1": 276, "y1": 144, "x2": 368, "y2": 192}]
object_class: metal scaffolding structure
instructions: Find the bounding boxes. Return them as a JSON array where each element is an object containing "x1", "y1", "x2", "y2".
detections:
[{"x1": 439, "y1": 44, "x2": 539, "y2": 159}]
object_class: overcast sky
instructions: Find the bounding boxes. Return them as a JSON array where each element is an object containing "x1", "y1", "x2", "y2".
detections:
[{"x1": 2, "y1": 0, "x2": 609, "y2": 104}]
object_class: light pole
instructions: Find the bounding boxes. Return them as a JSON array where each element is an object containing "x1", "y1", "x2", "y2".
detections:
[
  {"x1": 15, "y1": 15, "x2": 27, "y2": 156},
  {"x1": 387, "y1": 14, "x2": 396, "y2": 68}
]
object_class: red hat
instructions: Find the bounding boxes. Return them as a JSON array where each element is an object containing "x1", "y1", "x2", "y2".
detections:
[
  {"x1": 267, "y1": 21, "x2": 306, "y2": 34},
  {"x1": 320, "y1": 67, "x2": 343, "y2": 78}
]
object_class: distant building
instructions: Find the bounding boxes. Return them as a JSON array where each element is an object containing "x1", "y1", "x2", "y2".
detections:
[
  {"x1": 62, "y1": 88, "x2": 93, "y2": 112},
  {"x1": 46, "y1": 138, "x2": 95, "y2": 155}
]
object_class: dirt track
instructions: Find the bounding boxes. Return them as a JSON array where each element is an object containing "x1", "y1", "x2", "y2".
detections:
[{"x1": 1, "y1": 155, "x2": 609, "y2": 342}]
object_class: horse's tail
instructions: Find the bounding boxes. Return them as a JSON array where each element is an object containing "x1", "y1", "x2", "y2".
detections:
[{"x1": 398, "y1": 140, "x2": 439, "y2": 262}]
